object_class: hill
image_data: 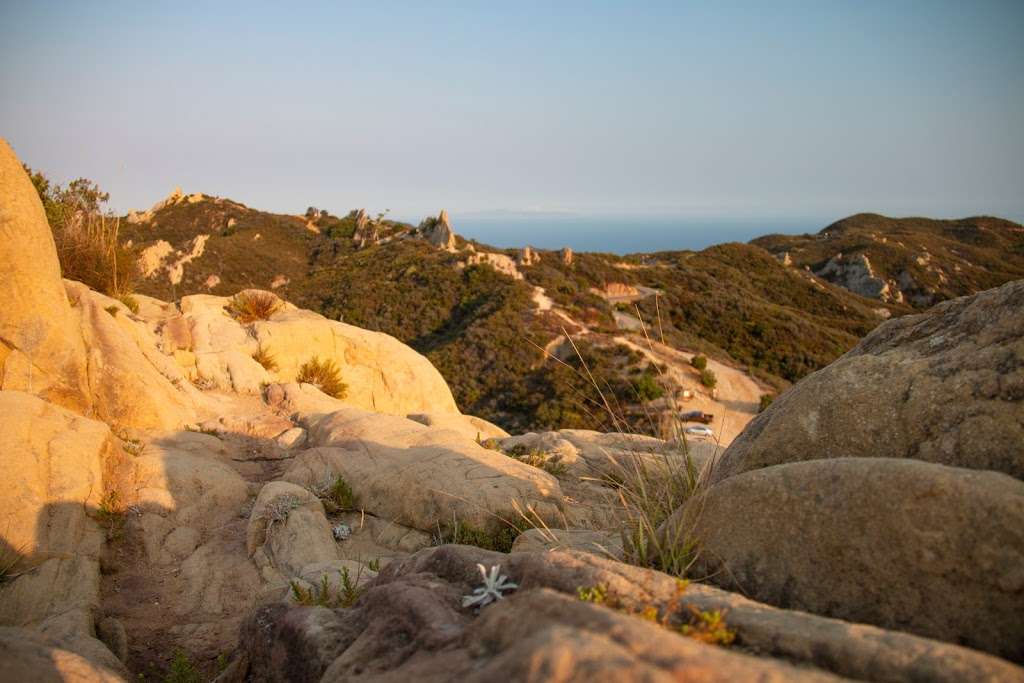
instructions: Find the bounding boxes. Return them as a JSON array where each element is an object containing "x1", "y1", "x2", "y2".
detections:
[
  {"x1": 752, "y1": 213, "x2": 1024, "y2": 307},
  {"x1": 117, "y1": 191, "x2": 928, "y2": 436}
]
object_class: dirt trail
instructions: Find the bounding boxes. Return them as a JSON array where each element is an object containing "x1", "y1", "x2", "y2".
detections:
[{"x1": 612, "y1": 335, "x2": 765, "y2": 446}]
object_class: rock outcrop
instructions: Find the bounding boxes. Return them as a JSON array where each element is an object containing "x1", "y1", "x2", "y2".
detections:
[
  {"x1": 711, "y1": 280, "x2": 1024, "y2": 483},
  {"x1": 0, "y1": 139, "x2": 92, "y2": 412},
  {"x1": 561, "y1": 246, "x2": 573, "y2": 266},
  {"x1": 666, "y1": 457, "x2": 1024, "y2": 660},
  {"x1": 420, "y1": 209, "x2": 457, "y2": 251},
  {"x1": 815, "y1": 252, "x2": 902, "y2": 302}
]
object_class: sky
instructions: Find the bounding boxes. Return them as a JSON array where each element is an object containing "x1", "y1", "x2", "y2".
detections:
[{"x1": 2, "y1": 1, "x2": 1023, "y2": 241}]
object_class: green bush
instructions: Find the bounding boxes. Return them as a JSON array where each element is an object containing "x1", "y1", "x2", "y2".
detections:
[
  {"x1": 690, "y1": 355, "x2": 708, "y2": 371},
  {"x1": 699, "y1": 368, "x2": 717, "y2": 389},
  {"x1": 634, "y1": 372, "x2": 665, "y2": 401},
  {"x1": 758, "y1": 394, "x2": 774, "y2": 412}
]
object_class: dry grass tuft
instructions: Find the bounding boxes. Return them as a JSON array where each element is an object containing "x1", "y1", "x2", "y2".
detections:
[
  {"x1": 226, "y1": 291, "x2": 282, "y2": 324},
  {"x1": 297, "y1": 356, "x2": 348, "y2": 398},
  {"x1": 252, "y1": 345, "x2": 279, "y2": 372}
]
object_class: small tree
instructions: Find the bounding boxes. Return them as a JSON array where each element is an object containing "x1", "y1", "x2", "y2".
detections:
[
  {"x1": 700, "y1": 368, "x2": 717, "y2": 389},
  {"x1": 690, "y1": 355, "x2": 708, "y2": 371}
]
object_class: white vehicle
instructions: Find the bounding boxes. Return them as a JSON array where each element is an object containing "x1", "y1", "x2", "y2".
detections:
[{"x1": 685, "y1": 425, "x2": 714, "y2": 438}]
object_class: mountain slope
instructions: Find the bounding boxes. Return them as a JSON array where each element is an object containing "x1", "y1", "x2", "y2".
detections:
[
  {"x1": 121, "y1": 194, "x2": 1015, "y2": 434},
  {"x1": 752, "y1": 213, "x2": 1024, "y2": 307}
]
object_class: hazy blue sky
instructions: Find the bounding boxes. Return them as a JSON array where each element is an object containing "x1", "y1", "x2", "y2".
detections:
[{"x1": 2, "y1": 1, "x2": 1022, "y2": 232}]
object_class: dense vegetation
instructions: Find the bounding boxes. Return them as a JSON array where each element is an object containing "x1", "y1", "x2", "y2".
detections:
[{"x1": 753, "y1": 213, "x2": 1024, "y2": 307}]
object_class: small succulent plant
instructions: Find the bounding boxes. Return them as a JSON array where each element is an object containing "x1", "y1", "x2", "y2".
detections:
[
  {"x1": 332, "y1": 523, "x2": 352, "y2": 541},
  {"x1": 462, "y1": 563, "x2": 518, "y2": 609}
]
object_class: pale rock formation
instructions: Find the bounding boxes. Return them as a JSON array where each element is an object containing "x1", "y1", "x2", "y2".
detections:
[
  {"x1": 464, "y1": 251, "x2": 523, "y2": 279},
  {"x1": 518, "y1": 245, "x2": 540, "y2": 266},
  {"x1": 561, "y1": 246, "x2": 573, "y2": 266},
  {"x1": 666, "y1": 457, "x2": 1024, "y2": 661},
  {"x1": 65, "y1": 282, "x2": 197, "y2": 430},
  {"x1": 0, "y1": 139, "x2": 91, "y2": 412},
  {"x1": 281, "y1": 406, "x2": 564, "y2": 533},
  {"x1": 269, "y1": 274, "x2": 289, "y2": 289},
  {"x1": 420, "y1": 209, "x2": 457, "y2": 251},
  {"x1": 138, "y1": 240, "x2": 174, "y2": 277},
  {"x1": 405, "y1": 411, "x2": 510, "y2": 441},
  {"x1": 352, "y1": 208, "x2": 380, "y2": 248},
  {"x1": 204, "y1": 274, "x2": 220, "y2": 290},
  {"x1": 814, "y1": 252, "x2": 903, "y2": 303},
  {"x1": 125, "y1": 186, "x2": 183, "y2": 224}
]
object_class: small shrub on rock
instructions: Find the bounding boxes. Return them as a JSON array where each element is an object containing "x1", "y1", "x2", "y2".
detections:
[
  {"x1": 758, "y1": 394, "x2": 774, "y2": 412},
  {"x1": 699, "y1": 368, "x2": 717, "y2": 389},
  {"x1": 252, "y1": 345, "x2": 279, "y2": 372},
  {"x1": 690, "y1": 355, "x2": 708, "y2": 371},
  {"x1": 297, "y1": 356, "x2": 348, "y2": 398},
  {"x1": 290, "y1": 567, "x2": 363, "y2": 608},
  {"x1": 312, "y1": 475, "x2": 359, "y2": 513},
  {"x1": 226, "y1": 291, "x2": 282, "y2": 324},
  {"x1": 575, "y1": 579, "x2": 735, "y2": 646},
  {"x1": 435, "y1": 519, "x2": 518, "y2": 553}
]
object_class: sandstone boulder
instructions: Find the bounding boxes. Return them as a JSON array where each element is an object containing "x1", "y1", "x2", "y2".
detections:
[
  {"x1": 406, "y1": 411, "x2": 510, "y2": 442},
  {"x1": 0, "y1": 627, "x2": 127, "y2": 683},
  {"x1": 246, "y1": 481, "x2": 338, "y2": 576},
  {"x1": 664, "y1": 457, "x2": 1024, "y2": 661},
  {"x1": 281, "y1": 407, "x2": 563, "y2": 533},
  {"x1": 0, "y1": 139, "x2": 90, "y2": 411},
  {"x1": 711, "y1": 280, "x2": 1024, "y2": 483},
  {"x1": 0, "y1": 391, "x2": 112, "y2": 560}
]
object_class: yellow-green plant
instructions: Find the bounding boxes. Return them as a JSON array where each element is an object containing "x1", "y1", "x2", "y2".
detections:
[{"x1": 297, "y1": 356, "x2": 347, "y2": 398}]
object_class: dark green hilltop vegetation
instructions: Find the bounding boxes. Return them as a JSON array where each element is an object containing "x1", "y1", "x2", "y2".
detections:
[
  {"x1": 753, "y1": 213, "x2": 1024, "y2": 308},
  {"x1": 28, "y1": 170, "x2": 1024, "y2": 434}
]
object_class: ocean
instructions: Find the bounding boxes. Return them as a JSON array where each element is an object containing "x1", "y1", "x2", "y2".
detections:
[{"x1": 438, "y1": 215, "x2": 827, "y2": 255}]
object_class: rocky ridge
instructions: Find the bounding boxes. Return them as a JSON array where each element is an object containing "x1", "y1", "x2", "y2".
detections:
[{"x1": 3, "y1": 139, "x2": 1022, "y2": 681}]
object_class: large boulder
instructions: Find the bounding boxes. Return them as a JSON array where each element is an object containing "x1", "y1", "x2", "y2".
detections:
[
  {"x1": 0, "y1": 139, "x2": 91, "y2": 411},
  {"x1": 0, "y1": 391, "x2": 112, "y2": 560},
  {"x1": 664, "y1": 457, "x2": 1024, "y2": 661},
  {"x1": 176, "y1": 292, "x2": 460, "y2": 415},
  {"x1": 711, "y1": 280, "x2": 1024, "y2": 483},
  {"x1": 0, "y1": 627, "x2": 127, "y2": 683},
  {"x1": 65, "y1": 282, "x2": 197, "y2": 430},
  {"x1": 281, "y1": 407, "x2": 564, "y2": 533}
]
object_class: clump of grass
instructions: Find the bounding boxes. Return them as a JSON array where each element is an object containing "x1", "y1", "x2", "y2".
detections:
[
  {"x1": 290, "y1": 567, "x2": 364, "y2": 608},
  {"x1": 576, "y1": 579, "x2": 735, "y2": 646},
  {"x1": 252, "y1": 345, "x2": 279, "y2": 372},
  {"x1": 311, "y1": 475, "x2": 359, "y2": 513},
  {"x1": 0, "y1": 541, "x2": 26, "y2": 583},
  {"x1": 699, "y1": 368, "x2": 718, "y2": 389},
  {"x1": 434, "y1": 519, "x2": 519, "y2": 553},
  {"x1": 118, "y1": 294, "x2": 139, "y2": 314},
  {"x1": 226, "y1": 291, "x2": 282, "y2": 324},
  {"x1": 164, "y1": 649, "x2": 202, "y2": 683},
  {"x1": 758, "y1": 394, "x2": 774, "y2": 412},
  {"x1": 297, "y1": 356, "x2": 348, "y2": 399},
  {"x1": 367, "y1": 558, "x2": 381, "y2": 572},
  {"x1": 502, "y1": 444, "x2": 569, "y2": 477},
  {"x1": 95, "y1": 491, "x2": 126, "y2": 541},
  {"x1": 104, "y1": 305, "x2": 119, "y2": 317}
]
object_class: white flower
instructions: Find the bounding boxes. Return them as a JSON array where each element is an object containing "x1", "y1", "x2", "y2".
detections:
[{"x1": 462, "y1": 564, "x2": 518, "y2": 609}]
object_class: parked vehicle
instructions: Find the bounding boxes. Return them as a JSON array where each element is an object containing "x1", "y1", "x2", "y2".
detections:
[
  {"x1": 679, "y1": 410, "x2": 714, "y2": 424},
  {"x1": 685, "y1": 425, "x2": 714, "y2": 438}
]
